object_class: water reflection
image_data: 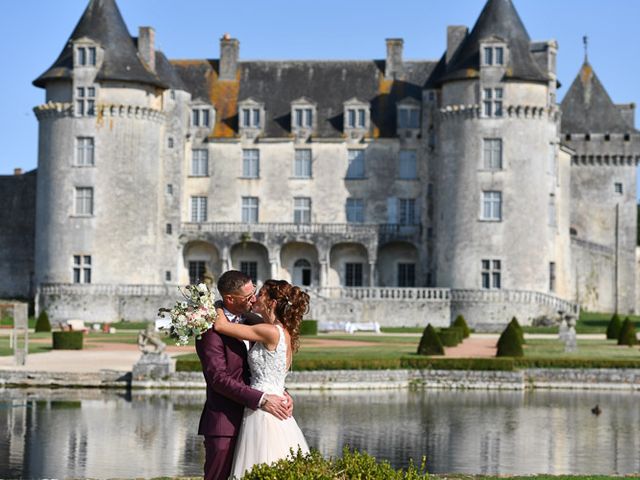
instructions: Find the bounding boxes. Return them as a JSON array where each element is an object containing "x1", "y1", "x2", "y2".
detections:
[{"x1": 1, "y1": 388, "x2": 639, "y2": 478}]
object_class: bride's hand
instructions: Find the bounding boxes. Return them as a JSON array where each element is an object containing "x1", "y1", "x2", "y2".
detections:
[{"x1": 214, "y1": 307, "x2": 229, "y2": 329}]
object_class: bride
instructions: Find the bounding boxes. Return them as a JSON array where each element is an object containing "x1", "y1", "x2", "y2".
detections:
[{"x1": 213, "y1": 279, "x2": 310, "y2": 478}]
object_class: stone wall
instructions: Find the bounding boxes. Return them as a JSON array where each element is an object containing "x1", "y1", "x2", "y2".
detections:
[
  {"x1": 0, "y1": 171, "x2": 36, "y2": 299},
  {"x1": 570, "y1": 238, "x2": 616, "y2": 312}
]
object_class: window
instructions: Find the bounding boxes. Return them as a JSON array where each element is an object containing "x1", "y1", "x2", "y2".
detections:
[
  {"x1": 241, "y1": 108, "x2": 261, "y2": 128},
  {"x1": 483, "y1": 139, "x2": 502, "y2": 169},
  {"x1": 399, "y1": 198, "x2": 417, "y2": 225},
  {"x1": 346, "y1": 150, "x2": 365, "y2": 179},
  {"x1": 615, "y1": 182, "x2": 623, "y2": 194},
  {"x1": 165, "y1": 271, "x2": 172, "y2": 282},
  {"x1": 75, "y1": 86, "x2": 96, "y2": 116},
  {"x1": 242, "y1": 149, "x2": 259, "y2": 178},
  {"x1": 242, "y1": 197, "x2": 259, "y2": 223},
  {"x1": 166, "y1": 184, "x2": 173, "y2": 195},
  {"x1": 166, "y1": 223, "x2": 172, "y2": 235},
  {"x1": 483, "y1": 46, "x2": 504, "y2": 66},
  {"x1": 293, "y1": 197, "x2": 311, "y2": 224},
  {"x1": 346, "y1": 198, "x2": 365, "y2": 223},
  {"x1": 398, "y1": 107, "x2": 420, "y2": 129},
  {"x1": 76, "y1": 46, "x2": 96, "y2": 66},
  {"x1": 481, "y1": 191, "x2": 502, "y2": 221},
  {"x1": 191, "y1": 149, "x2": 209, "y2": 176},
  {"x1": 345, "y1": 263, "x2": 363, "y2": 287},
  {"x1": 191, "y1": 196, "x2": 207, "y2": 223},
  {"x1": 75, "y1": 137, "x2": 94, "y2": 166},
  {"x1": 293, "y1": 108, "x2": 313, "y2": 128},
  {"x1": 192, "y1": 108, "x2": 211, "y2": 127},
  {"x1": 481, "y1": 259, "x2": 501, "y2": 289},
  {"x1": 73, "y1": 255, "x2": 92, "y2": 284},
  {"x1": 483, "y1": 88, "x2": 503, "y2": 117},
  {"x1": 398, "y1": 263, "x2": 416, "y2": 287},
  {"x1": 189, "y1": 261, "x2": 206, "y2": 284},
  {"x1": 399, "y1": 150, "x2": 417, "y2": 179},
  {"x1": 294, "y1": 259, "x2": 312, "y2": 286},
  {"x1": 294, "y1": 149, "x2": 312, "y2": 178},
  {"x1": 240, "y1": 261, "x2": 258, "y2": 283},
  {"x1": 75, "y1": 187, "x2": 93, "y2": 216},
  {"x1": 346, "y1": 108, "x2": 367, "y2": 128},
  {"x1": 549, "y1": 262, "x2": 556, "y2": 292},
  {"x1": 168, "y1": 137, "x2": 174, "y2": 149}
]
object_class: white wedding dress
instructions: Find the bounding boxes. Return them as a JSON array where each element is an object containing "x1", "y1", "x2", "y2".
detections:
[{"x1": 230, "y1": 325, "x2": 309, "y2": 479}]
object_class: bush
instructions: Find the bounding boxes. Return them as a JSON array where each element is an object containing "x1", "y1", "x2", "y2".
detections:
[
  {"x1": 514, "y1": 357, "x2": 640, "y2": 369},
  {"x1": 34, "y1": 310, "x2": 51, "y2": 333},
  {"x1": 300, "y1": 319, "x2": 318, "y2": 336},
  {"x1": 437, "y1": 327, "x2": 463, "y2": 347},
  {"x1": 241, "y1": 447, "x2": 428, "y2": 480},
  {"x1": 452, "y1": 314, "x2": 471, "y2": 338},
  {"x1": 496, "y1": 322, "x2": 523, "y2": 357},
  {"x1": 416, "y1": 324, "x2": 444, "y2": 356},
  {"x1": 509, "y1": 316, "x2": 525, "y2": 344},
  {"x1": 52, "y1": 331, "x2": 83, "y2": 350},
  {"x1": 401, "y1": 356, "x2": 514, "y2": 371},
  {"x1": 606, "y1": 313, "x2": 623, "y2": 340},
  {"x1": 617, "y1": 317, "x2": 638, "y2": 346}
]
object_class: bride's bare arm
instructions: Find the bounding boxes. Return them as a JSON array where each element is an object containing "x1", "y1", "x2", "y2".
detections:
[{"x1": 214, "y1": 308, "x2": 278, "y2": 347}]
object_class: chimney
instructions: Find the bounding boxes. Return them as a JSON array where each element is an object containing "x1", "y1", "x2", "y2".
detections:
[
  {"x1": 385, "y1": 38, "x2": 404, "y2": 80},
  {"x1": 138, "y1": 26, "x2": 156, "y2": 72},
  {"x1": 220, "y1": 34, "x2": 239, "y2": 81},
  {"x1": 447, "y1": 26, "x2": 468, "y2": 64},
  {"x1": 14, "y1": 168, "x2": 23, "y2": 176}
]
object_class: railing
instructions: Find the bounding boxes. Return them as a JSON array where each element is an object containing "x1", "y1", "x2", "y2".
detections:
[
  {"x1": 449, "y1": 289, "x2": 579, "y2": 314},
  {"x1": 38, "y1": 283, "x2": 180, "y2": 297},
  {"x1": 181, "y1": 222, "x2": 421, "y2": 239},
  {"x1": 310, "y1": 287, "x2": 450, "y2": 301}
]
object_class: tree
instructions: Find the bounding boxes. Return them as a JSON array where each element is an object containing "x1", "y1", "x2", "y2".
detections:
[
  {"x1": 606, "y1": 313, "x2": 622, "y2": 340},
  {"x1": 417, "y1": 324, "x2": 444, "y2": 356},
  {"x1": 496, "y1": 322, "x2": 524, "y2": 357},
  {"x1": 34, "y1": 310, "x2": 51, "y2": 333},
  {"x1": 617, "y1": 317, "x2": 638, "y2": 347},
  {"x1": 452, "y1": 315, "x2": 471, "y2": 338}
]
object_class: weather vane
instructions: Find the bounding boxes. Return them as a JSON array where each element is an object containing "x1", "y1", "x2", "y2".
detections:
[{"x1": 583, "y1": 35, "x2": 589, "y2": 60}]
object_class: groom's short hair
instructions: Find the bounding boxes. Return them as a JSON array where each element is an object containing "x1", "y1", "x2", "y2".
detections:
[{"x1": 217, "y1": 270, "x2": 252, "y2": 295}]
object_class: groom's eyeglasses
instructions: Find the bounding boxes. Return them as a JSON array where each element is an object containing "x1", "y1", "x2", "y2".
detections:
[{"x1": 229, "y1": 285, "x2": 257, "y2": 302}]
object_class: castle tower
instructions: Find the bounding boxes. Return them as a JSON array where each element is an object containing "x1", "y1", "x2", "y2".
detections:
[
  {"x1": 32, "y1": 0, "x2": 169, "y2": 288},
  {"x1": 561, "y1": 60, "x2": 640, "y2": 313},
  {"x1": 428, "y1": 0, "x2": 572, "y2": 296}
]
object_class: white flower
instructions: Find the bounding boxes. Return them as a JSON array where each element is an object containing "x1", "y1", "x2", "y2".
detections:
[{"x1": 197, "y1": 283, "x2": 208, "y2": 293}]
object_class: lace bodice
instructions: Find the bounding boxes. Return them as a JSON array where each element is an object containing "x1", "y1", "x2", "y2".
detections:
[{"x1": 248, "y1": 324, "x2": 288, "y2": 395}]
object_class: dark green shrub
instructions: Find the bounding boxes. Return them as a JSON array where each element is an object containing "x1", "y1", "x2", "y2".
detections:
[
  {"x1": 291, "y1": 358, "x2": 400, "y2": 371},
  {"x1": 52, "y1": 331, "x2": 83, "y2": 350},
  {"x1": 437, "y1": 327, "x2": 463, "y2": 347},
  {"x1": 416, "y1": 324, "x2": 444, "y2": 356},
  {"x1": 452, "y1": 314, "x2": 471, "y2": 338},
  {"x1": 496, "y1": 322, "x2": 523, "y2": 357},
  {"x1": 606, "y1": 313, "x2": 623, "y2": 340},
  {"x1": 401, "y1": 356, "x2": 514, "y2": 371},
  {"x1": 241, "y1": 447, "x2": 428, "y2": 480},
  {"x1": 617, "y1": 317, "x2": 638, "y2": 346},
  {"x1": 509, "y1": 316, "x2": 525, "y2": 344},
  {"x1": 514, "y1": 357, "x2": 640, "y2": 369},
  {"x1": 300, "y1": 319, "x2": 318, "y2": 336},
  {"x1": 34, "y1": 310, "x2": 51, "y2": 333}
]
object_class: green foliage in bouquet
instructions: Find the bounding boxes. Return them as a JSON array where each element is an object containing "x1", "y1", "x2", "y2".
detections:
[
  {"x1": 452, "y1": 314, "x2": 471, "y2": 338},
  {"x1": 417, "y1": 324, "x2": 444, "y2": 356},
  {"x1": 239, "y1": 447, "x2": 428, "y2": 480},
  {"x1": 606, "y1": 313, "x2": 623, "y2": 340},
  {"x1": 34, "y1": 310, "x2": 51, "y2": 333}
]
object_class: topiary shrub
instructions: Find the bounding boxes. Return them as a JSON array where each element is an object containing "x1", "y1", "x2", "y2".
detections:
[
  {"x1": 417, "y1": 324, "x2": 444, "y2": 356},
  {"x1": 438, "y1": 327, "x2": 463, "y2": 347},
  {"x1": 606, "y1": 313, "x2": 623, "y2": 340},
  {"x1": 300, "y1": 319, "x2": 318, "y2": 336},
  {"x1": 617, "y1": 317, "x2": 638, "y2": 347},
  {"x1": 452, "y1": 314, "x2": 471, "y2": 338},
  {"x1": 52, "y1": 331, "x2": 83, "y2": 350},
  {"x1": 509, "y1": 316, "x2": 525, "y2": 344},
  {"x1": 34, "y1": 310, "x2": 52, "y2": 333},
  {"x1": 496, "y1": 322, "x2": 523, "y2": 357}
]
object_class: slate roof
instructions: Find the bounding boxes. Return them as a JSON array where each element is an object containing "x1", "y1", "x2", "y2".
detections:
[
  {"x1": 433, "y1": 0, "x2": 548, "y2": 85},
  {"x1": 33, "y1": 0, "x2": 165, "y2": 89},
  {"x1": 560, "y1": 61, "x2": 635, "y2": 134},
  {"x1": 171, "y1": 59, "x2": 436, "y2": 138}
]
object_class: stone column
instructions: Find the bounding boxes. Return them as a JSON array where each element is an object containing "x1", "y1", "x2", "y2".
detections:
[
  {"x1": 369, "y1": 262, "x2": 376, "y2": 287},
  {"x1": 221, "y1": 245, "x2": 232, "y2": 271}
]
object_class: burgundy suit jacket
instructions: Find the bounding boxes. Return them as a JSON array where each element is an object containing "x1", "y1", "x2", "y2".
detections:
[{"x1": 195, "y1": 327, "x2": 263, "y2": 437}]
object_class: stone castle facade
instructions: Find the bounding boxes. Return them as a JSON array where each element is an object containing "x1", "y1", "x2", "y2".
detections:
[{"x1": 1, "y1": 0, "x2": 638, "y2": 327}]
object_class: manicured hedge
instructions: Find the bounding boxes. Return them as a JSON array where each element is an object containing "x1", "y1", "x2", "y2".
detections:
[
  {"x1": 606, "y1": 313, "x2": 623, "y2": 340},
  {"x1": 514, "y1": 357, "x2": 640, "y2": 369},
  {"x1": 452, "y1": 314, "x2": 471, "y2": 338},
  {"x1": 401, "y1": 356, "x2": 515, "y2": 371},
  {"x1": 292, "y1": 358, "x2": 401, "y2": 371},
  {"x1": 437, "y1": 327, "x2": 463, "y2": 347},
  {"x1": 617, "y1": 317, "x2": 638, "y2": 346},
  {"x1": 509, "y1": 316, "x2": 525, "y2": 344},
  {"x1": 34, "y1": 310, "x2": 51, "y2": 333},
  {"x1": 417, "y1": 324, "x2": 444, "y2": 356},
  {"x1": 300, "y1": 319, "x2": 318, "y2": 336},
  {"x1": 52, "y1": 331, "x2": 83, "y2": 350},
  {"x1": 496, "y1": 322, "x2": 523, "y2": 357}
]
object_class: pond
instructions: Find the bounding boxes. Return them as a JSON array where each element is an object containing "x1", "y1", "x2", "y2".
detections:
[{"x1": 1, "y1": 388, "x2": 639, "y2": 478}]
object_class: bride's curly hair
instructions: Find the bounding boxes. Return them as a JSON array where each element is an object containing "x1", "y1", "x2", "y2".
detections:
[{"x1": 261, "y1": 279, "x2": 309, "y2": 353}]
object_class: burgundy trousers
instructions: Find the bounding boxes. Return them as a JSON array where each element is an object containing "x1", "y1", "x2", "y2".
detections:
[{"x1": 203, "y1": 435, "x2": 237, "y2": 480}]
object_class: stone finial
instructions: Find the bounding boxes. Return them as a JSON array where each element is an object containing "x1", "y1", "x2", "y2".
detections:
[
  {"x1": 14, "y1": 168, "x2": 23, "y2": 176},
  {"x1": 385, "y1": 38, "x2": 404, "y2": 80},
  {"x1": 220, "y1": 35, "x2": 240, "y2": 81}
]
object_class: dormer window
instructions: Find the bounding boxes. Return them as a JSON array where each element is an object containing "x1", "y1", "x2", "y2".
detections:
[
  {"x1": 294, "y1": 108, "x2": 313, "y2": 128},
  {"x1": 75, "y1": 45, "x2": 97, "y2": 67},
  {"x1": 347, "y1": 108, "x2": 366, "y2": 128},
  {"x1": 238, "y1": 98, "x2": 265, "y2": 135},
  {"x1": 291, "y1": 98, "x2": 316, "y2": 137},
  {"x1": 481, "y1": 39, "x2": 508, "y2": 67},
  {"x1": 397, "y1": 98, "x2": 421, "y2": 131},
  {"x1": 191, "y1": 106, "x2": 213, "y2": 128},
  {"x1": 343, "y1": 98, "x2": 370, "y2": 138}
]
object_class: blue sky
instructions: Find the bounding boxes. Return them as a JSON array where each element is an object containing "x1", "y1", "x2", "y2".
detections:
[{"x1": 1, "y1": 0, "x2": 638, "y2": 194}]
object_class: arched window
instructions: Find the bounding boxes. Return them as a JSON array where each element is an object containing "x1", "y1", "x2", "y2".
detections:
[{"x1": 293, "y1": 259, "x2": 312, "y2": 286}]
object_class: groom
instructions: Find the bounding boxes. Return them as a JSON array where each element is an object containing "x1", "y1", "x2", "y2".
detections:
[{"x1": 196, "y1": 270, "x2": 292, "y2": 480}]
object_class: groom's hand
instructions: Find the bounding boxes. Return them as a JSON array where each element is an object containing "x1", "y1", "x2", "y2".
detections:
[{"x1": 261, "y1": 394, "x2": 290, "y2": 420}]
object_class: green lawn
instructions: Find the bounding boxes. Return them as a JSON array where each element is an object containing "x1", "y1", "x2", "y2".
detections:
[{"x1": 0, "y1": 332, "x2": 53, "y2": 356}]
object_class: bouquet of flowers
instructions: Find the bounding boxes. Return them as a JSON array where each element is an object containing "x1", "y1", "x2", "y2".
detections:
[{"x1": 158, "y1": 283, "x2": 218, "y2": 346}]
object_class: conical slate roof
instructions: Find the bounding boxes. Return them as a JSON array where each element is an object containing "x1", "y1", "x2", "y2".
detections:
[
  {"x1": 434, "y1": 0, "x2": 548, "y2": 85},
  {"x1": 561, "y1": 61, "x2": 634, "y2": 134},
  {"x1": 33, "y1": 0, "x2": 165, "y2": 89}
]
